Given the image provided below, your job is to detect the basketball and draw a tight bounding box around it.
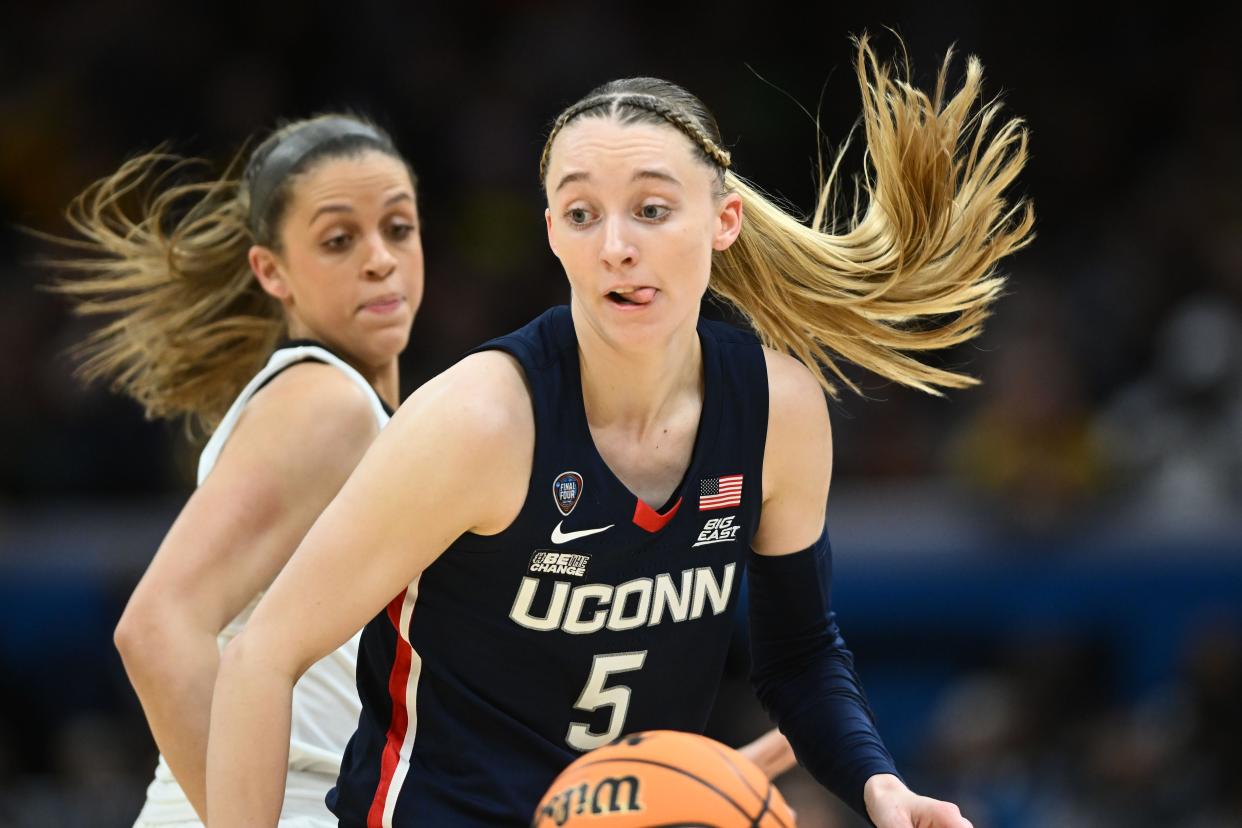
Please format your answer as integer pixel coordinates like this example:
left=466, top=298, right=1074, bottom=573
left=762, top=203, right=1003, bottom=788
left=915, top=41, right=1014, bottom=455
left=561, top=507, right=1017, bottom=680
left=532, top=730, right=796, bottom=827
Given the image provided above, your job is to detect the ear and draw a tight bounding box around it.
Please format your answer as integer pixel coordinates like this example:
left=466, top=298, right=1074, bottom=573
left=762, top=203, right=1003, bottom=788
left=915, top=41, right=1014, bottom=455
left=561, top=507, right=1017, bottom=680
left=711, top=192, right=743, bottom=252
left=544, top=207, right=558, bottom=257
left=248, top=245, right=291, bottom=300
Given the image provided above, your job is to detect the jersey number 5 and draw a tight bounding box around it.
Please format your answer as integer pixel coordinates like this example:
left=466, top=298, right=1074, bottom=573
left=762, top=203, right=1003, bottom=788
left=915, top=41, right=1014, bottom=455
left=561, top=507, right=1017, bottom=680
left=566, top=651, right=648, bottom=751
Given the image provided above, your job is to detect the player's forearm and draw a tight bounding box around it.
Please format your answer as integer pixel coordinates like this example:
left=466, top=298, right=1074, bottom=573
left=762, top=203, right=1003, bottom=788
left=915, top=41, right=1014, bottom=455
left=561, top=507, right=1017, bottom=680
left=207, top=632, right=295, bottom=828
left=747, top=538, right=900, bottom=817
left=115, top=613, right=220, bottom=820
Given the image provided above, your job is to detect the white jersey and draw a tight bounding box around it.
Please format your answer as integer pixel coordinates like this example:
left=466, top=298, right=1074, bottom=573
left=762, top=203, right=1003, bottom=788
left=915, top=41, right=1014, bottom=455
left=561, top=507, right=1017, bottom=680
left=133, top=344, right=390, bottom=828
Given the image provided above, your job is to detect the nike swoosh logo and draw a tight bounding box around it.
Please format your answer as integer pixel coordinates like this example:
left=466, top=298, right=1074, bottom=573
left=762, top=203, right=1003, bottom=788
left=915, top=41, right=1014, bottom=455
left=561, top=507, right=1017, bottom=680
left=551, top=520, right=614, bottom=544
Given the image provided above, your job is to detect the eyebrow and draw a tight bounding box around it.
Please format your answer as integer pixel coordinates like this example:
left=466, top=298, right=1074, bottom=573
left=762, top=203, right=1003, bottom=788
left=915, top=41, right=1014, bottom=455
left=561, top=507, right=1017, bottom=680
left=309, top=191, right=413, bottom=225
left=553, top=169, right=682, bottom=193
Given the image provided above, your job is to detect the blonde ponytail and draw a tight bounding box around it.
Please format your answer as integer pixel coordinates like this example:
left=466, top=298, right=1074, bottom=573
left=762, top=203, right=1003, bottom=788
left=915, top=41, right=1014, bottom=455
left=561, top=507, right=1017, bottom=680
left=50, top=151, right=279, bottom=435
left=711, top=35, right=1034, bottom=396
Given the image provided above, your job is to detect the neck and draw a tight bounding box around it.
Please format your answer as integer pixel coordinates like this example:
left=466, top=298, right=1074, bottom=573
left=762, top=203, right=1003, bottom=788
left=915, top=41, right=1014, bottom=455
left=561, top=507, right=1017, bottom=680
left=571, top=303, right=701, bottom=437
left=284, top=319, right=400, bottom=409
left=357, top=359, right=400, bottom=410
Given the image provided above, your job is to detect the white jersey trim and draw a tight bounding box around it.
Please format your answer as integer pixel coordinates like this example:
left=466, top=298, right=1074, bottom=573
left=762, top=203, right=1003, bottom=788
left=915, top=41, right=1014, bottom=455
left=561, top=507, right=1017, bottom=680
left=381, top=581, right=422, bottom=828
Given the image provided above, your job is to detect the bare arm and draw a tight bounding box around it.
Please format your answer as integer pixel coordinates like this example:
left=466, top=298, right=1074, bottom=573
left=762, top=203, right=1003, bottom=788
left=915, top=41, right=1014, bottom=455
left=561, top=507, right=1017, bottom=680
left=206, top=352, right=533, bottom=827
left=112, top=364, right=381, bottom=821
left=112, top=364, right=381, bottom=820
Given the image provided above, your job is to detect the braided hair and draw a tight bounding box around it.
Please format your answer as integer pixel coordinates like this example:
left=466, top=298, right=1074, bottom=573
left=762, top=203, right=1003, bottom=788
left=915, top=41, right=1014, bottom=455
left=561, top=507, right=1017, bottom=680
left=539, top=81, right=733, bottom=185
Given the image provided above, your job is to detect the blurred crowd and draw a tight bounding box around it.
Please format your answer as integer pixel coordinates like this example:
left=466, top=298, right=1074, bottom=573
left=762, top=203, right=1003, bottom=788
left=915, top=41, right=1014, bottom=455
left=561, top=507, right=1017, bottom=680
left=1, top=3, right=1239, bottom=826
left=710, top=613, right=1242, bottom=827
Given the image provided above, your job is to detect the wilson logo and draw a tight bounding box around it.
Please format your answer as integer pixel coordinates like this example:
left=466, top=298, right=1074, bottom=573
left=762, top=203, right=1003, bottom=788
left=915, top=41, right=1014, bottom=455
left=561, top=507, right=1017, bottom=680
left=536, top=775, right=642, bottom=826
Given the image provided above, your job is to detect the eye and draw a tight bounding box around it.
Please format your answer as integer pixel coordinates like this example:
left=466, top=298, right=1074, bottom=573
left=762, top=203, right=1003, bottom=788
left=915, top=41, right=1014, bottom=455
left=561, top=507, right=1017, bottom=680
left=322, top=233, right=352, bottom=252
left=565, top=207, right=595, bottom=227
left=387, top=222, right=415, bottom=241
left=638, top=204, right=670, bottom=221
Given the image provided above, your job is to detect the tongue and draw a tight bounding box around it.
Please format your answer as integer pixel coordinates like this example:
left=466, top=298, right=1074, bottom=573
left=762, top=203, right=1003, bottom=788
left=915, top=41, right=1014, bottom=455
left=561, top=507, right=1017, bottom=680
left=624, top=287, right=656, bottom=305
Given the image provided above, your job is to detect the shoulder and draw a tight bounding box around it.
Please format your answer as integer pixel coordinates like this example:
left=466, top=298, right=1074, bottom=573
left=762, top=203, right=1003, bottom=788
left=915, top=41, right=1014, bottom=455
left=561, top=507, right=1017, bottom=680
left=762, top=348, right=832, bottom=438
left=449, top=348, right=532, bottom=401
left=364, top=350, right=535, bottom=536
left=382, top=350, right=535, bottom=473
left=215, top=361, right=381, bottom=481
left=190, top=360, right=386, bottom=546
left=247, top=360, right=379, bottom=439
left=399, top=349, right=531, bottom=435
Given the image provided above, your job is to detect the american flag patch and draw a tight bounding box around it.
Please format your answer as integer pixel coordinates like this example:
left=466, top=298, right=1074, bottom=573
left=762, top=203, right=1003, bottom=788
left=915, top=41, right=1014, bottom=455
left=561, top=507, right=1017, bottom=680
left=699, top=474, right=743, bottom=511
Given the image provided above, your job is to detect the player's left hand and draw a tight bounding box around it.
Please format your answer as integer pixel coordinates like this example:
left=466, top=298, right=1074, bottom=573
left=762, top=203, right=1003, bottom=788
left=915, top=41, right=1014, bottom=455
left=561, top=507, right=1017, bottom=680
left=864, top=773, right=972, bottom=828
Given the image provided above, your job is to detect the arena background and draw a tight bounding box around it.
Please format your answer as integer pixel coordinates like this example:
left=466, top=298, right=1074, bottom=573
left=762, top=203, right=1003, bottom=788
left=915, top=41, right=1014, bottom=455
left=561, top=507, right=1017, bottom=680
left=2, top=3, right=1240, bottom=826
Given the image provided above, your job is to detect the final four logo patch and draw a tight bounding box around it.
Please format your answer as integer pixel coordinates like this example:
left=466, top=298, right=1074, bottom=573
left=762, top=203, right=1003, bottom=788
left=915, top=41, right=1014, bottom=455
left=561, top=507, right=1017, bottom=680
left=553, top=471, right=584, bottom=516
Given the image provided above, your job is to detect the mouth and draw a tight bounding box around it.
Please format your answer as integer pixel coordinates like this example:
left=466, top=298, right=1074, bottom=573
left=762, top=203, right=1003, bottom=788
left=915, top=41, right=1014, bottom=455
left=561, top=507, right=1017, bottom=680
left=605, top=286, right=658, bottom=307
left=360, top=293, right=405, bottom=314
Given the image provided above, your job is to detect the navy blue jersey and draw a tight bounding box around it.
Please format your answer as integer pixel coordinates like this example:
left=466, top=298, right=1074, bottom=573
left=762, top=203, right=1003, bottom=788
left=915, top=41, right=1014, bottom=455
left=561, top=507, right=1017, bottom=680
left=330, top=306, right=769, bottom=827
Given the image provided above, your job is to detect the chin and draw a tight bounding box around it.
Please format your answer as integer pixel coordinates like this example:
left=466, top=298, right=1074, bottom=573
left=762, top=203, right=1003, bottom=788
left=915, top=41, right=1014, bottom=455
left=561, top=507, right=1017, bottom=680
left=357, top=327, right=410, bottom=364
left=604, top=314, right=687, bottom=355
left=379, top=329, right=413, bottom=359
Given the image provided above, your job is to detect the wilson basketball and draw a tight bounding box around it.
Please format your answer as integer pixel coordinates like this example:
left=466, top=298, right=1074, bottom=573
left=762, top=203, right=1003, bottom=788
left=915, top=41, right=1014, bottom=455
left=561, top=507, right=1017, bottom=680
left=532, top=730, right=796, bottom=827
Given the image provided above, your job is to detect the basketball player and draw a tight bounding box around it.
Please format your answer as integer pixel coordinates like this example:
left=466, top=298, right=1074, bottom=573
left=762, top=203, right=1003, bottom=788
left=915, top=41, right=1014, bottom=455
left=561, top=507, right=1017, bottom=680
left=54, top=115, right=422, bottom=826
left=207, top=36, right=1033, bottom=828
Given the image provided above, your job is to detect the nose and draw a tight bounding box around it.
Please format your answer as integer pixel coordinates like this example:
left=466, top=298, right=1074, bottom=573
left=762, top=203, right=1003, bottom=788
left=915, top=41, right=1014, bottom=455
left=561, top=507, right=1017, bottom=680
left=599, top=215, right=638, bottom=270
left=363, top=231, right=398, bottom=280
